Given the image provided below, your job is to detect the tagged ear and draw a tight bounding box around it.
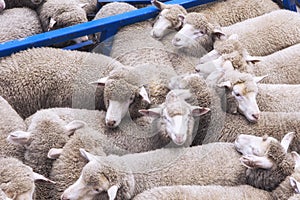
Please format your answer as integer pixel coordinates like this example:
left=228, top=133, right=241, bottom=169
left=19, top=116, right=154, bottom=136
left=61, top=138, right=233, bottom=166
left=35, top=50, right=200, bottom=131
left=64, top=120, right=86, bottom=136
left=7, top=131, right=32, bottom=145
left=245, top=55, right=261, bottom=64
left=253, top=75, right=268, bottom=83
left=48, top=17, right=57, bottom=31
left=80, top=148, right=98, bottom=162
left=139, top=107, right=162, bottom=118
left=139, top=86, right=151, bottom=104
left=213, top=28, right=226, bottom=40
left=290, top=177, right=300, bottom=194
left=107, top=185, right=119, bottom=200
left=280, top=132, right=294, bottom=153
left=47, top=148, right=63, bottom=159
left=291, top=151, right=300, bottom=169
left=217, top=80, right=231, bottom=88
left=191, top=107, right=210, bottom=117
left=89, top=76, right=109, bottom=86
left=240, top=155, right=273, bottom=169
left=151, top=0, right=167, bottom=10
left=33, top=172, right=56, bottom=184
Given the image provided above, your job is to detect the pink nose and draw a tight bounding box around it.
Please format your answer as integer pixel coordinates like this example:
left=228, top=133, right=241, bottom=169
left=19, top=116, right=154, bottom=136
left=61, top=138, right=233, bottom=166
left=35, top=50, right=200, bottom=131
left=252, top=113, right=260, bottom=120
left=106, top=120, right=116, bottom=127
left=61, top=195, right=69, bottom=200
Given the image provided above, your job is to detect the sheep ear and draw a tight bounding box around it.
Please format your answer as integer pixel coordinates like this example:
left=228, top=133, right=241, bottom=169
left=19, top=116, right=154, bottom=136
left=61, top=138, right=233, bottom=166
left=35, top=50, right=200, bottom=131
left=7, top=130, right=32, bottom=145
left=290, top=177, right=300, bottom=194
left=47, top=148, right=63, bottom=159
left=191, top=107, right=210, bottom=117
left=107, top=185, right=119, bottom=200
left=48, top=17, right=57, bottom=31
left=33, top=172, right=56, bottom=184
left=291, top=151, right=300, bottom=169
left=217, top=80, right=231, bottom=88
left=139, top=86, right=151, bottom=104
left=178, top=14, right=185, bottom=23
left=80, top=148, right=98, bottom=162
left=245, top=55, right=261, bottom=64
left=151, top=0, right=167, bottom=10
left=253, top=75, right=268, bottom=83
left=213, top=29, right=226, bottom=40
left=89, top=76, right=109, bottom=86
left=240, top=155, right=273, bottom=169
left=64, top=120, right=86, bottom=136
left=139, top=107, right=162, bottom=118
left=280, top=132, right=294, bottom=153
left=228, top=34, right=239, bottom=40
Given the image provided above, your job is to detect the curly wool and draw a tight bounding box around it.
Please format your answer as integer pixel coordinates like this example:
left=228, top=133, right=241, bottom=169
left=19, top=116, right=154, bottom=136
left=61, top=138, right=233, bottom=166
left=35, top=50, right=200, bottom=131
left=245, top=141, right=295, bottom=191
left=164, top=5, right=187, bottom=27
left=0, top=157, right=34, bottom=197
left=94, top=2, right=137, bottom=19
left=0, top=8, right=42, bottom=43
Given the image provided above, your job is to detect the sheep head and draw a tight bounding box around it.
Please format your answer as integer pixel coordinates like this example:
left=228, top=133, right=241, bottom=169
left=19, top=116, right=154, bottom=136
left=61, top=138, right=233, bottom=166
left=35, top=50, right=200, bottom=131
left=172, top=12, right=219, bottom=51
left=151, top=0, right=187, bottom=39
left=217, top=70, right=267, bottom=123
left=61, top=149, right=134, bottom=200
left=92, top=72, right=150, bottom=128
left=139, top=89, right=210, bottom=146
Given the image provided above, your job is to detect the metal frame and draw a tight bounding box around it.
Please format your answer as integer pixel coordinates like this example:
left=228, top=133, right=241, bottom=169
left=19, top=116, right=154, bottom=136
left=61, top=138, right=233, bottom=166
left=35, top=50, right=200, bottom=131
left=0, top=0, right=217, bottom=58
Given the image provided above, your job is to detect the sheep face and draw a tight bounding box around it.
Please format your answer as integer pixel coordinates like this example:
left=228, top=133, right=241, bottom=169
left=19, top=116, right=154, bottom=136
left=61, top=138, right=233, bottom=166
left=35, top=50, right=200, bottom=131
left=151, top=2, right=186, bottom=39
left=234, top=134, right=278, bottom=156
left=172, top=13, right=214, bottom=50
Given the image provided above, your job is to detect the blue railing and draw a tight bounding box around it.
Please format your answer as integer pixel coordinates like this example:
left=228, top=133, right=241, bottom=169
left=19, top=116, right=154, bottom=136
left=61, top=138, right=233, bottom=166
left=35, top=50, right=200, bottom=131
left=0, top=0, right=217, bottom=58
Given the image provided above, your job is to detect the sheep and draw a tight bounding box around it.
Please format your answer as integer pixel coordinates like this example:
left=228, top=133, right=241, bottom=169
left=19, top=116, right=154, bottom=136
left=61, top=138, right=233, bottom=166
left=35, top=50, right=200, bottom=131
left=3, top=0, right=44, bottom=9
left=139, top=89, right=210, bottom=147
left=0, top=0, right=5, bottom=12
left=7, top=110, right=86, bottom=200
left=91, top=63, right=178, bottom=128
left=61, top=133, right=293, bottom=200
left=133, top=150, right=300, bottom=200
left=0, top=157, right=55, bottom=200
left=196, top=35, right=300, bottom=84
left=92, top=2, right=197, bottom=73
left=0, top=47, right=123, bottom=119
left=0, top=96, right=26, bottom=161
left=0, top=7, right=43, bottom=43
left=289, top=194, right=300, bottom=200
left=150, top=0, right=280, bottom=40
left=202, top=112, right=300, bottom=154
left=37, top=0, right=89, bottom=45
left=172, top=10, right=300, bottom=57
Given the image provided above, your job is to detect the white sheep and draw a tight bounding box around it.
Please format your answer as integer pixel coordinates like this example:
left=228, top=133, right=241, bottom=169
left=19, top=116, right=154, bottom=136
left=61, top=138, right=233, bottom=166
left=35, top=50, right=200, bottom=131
left=7, top=109, right=85, bottom=200
left=91, top=63, right=178, bottom=128
left=92, top=2, right=197, bottom=73
left=61, top=133, right=293, bottom=199
left=133, top=152, right=300, bottom=200
left=0, top=0, right=5, bottom=12
left=0, top=157, right=55, bottom=200
left=3, top=0, right=44, bottom=9
left=0, top=96, right=26, bottom=161
left=196, top=35, right=300, bottom=84
left=139, top=89, right=210, bottom=147
left=150, top=0, right=280, bottom=40
left=0, top=7, right=43, bottom=43
left=172, top=10, right=300, bottom=57
left=37, top=0, right=89, bottom=45
left=0, top=47, right=123, bottom=119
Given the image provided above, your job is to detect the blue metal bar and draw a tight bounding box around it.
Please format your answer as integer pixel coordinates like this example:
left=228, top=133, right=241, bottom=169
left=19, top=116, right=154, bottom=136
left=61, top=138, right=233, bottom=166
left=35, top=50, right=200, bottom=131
left=0, top=0, right=217, bottom=58
left=283, top=0, right=297, bottom=11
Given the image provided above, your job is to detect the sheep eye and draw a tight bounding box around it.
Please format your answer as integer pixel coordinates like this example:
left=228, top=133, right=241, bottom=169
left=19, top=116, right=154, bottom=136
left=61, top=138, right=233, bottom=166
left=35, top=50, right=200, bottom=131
left=234, top=92, right=241, bottom=97
left=129, top=95, right=135, bottom=101
left=94, top=188, right=100, bottom=193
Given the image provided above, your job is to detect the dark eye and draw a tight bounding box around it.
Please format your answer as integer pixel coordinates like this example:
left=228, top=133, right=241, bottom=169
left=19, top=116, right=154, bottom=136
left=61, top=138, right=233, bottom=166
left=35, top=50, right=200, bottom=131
left=129, top=95, right=135, bottom=101
left=234, top=92, right=241, bottom=97
left=94, top=188, right=100, bottom=193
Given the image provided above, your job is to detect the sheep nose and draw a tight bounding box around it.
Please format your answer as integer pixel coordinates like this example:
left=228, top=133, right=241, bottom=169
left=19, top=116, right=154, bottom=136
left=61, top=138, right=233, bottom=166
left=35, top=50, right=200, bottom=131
left=252, top=113, right=260, bottom=120
left=107, top=120, right=116, bottom=127
left=61, top=195, right=69, bottom=200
